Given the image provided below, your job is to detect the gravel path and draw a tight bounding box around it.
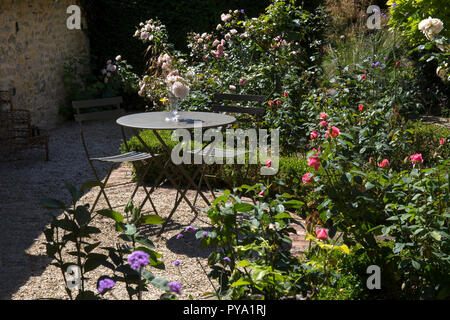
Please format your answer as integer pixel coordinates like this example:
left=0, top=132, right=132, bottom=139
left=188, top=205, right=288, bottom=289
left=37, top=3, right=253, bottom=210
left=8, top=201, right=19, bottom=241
left=0, top=120, right=215, bottom=300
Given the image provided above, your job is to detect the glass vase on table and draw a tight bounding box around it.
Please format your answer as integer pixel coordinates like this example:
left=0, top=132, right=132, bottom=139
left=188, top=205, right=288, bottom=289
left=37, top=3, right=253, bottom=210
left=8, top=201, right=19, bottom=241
left=165, top=94, right=179, bottom=122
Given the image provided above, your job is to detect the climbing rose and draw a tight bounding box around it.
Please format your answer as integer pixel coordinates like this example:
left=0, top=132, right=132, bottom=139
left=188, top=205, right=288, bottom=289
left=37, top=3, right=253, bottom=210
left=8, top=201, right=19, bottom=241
left=310, top=130, right=318, bottom=140
left=239, top=78, right=247, bottom=86
left=302, top=173, right=313, bottom=184
left=276, top=100, right=281, bottom=105
left=369, top=157, right=374, bottom=163
left=168, top=281, right=182, bottom=294
left=410, top=153, right=423, bottom=164
left=361, top=74, right=366, bottom=80
left=229, top=85, right=236, bottom=91
left=330, top=126, right=340, bottom=138
left=319, top=121, right=328, bottom=127
left=378, top=159, right=390, bottom=168
left=440, top=138, right=446, bottom=145
left=98, top=278, right=115, bottom=293
left=307, top=154, right=320, bottom=171
left=127, top=251, right=150, bottom=271
left=266, top=159, right=272, bottom=167
left=320, top=112, right=328, bottom=120
left=283, top=91, right=288, bottom=97
left=258, top=190, right=265, bottom=196
left=316, top=228, right=328, bottom=240
left=358, top=104, right=364, bottom=111
left=268, top=100, right=274, bottom=106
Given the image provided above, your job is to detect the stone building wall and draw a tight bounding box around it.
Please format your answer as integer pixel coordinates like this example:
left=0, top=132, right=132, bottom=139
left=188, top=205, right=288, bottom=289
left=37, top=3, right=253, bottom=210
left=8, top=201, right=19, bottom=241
left=0, top=0, right=90, bottom=128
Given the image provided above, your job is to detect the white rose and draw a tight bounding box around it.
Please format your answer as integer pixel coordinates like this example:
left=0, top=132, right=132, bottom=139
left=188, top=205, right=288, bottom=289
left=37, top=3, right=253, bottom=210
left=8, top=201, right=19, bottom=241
left=171, top=81, right=190, bottom=99
left=115, top=55, right=122, bottom=61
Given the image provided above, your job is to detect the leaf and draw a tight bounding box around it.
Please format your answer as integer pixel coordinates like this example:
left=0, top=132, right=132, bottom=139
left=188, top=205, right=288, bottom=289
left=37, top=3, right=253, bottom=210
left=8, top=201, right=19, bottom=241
left=41, top=198, right=66, bottom=210
left=230, top=278, right=251, bottom=288
left=74, top=205, right=91, bottom=226
left=233, top=203, right=254, bottom=212
left=150, top=277, right=169, bottom=291
left=274, top=212, right=291, bottom=220
left=430, top=231, right=442, bottom=241
left=365, top=181, right=375, bottom=191
left=81, top=181, right=104, bottom=192
left=97, top=209, right=124, bottom=223
left=237, top=260, right=251, bottom=268
left=84, top=242, right=101, bottom=254
left=135, top=238, right=155, bottom=249
left=84, top=253, right=108, bottom=273
left=141, top=215, right=165, bottom=225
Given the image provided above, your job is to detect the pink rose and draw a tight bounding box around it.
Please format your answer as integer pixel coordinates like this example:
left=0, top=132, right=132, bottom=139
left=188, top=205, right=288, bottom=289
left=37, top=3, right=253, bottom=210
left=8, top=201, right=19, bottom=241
left=440, top=138, right=446, bottom=146
left=410, top=153, right=423, bottom=164
left=378, top=159, right=390, bottom=168
left=358, top=104, right=364, bottom=111
left=330, top=126, right=340, bottom=138
left=369, top=157, right=374, bottom=163
left=310, top=130, right=318, bottom=140
left=307, top=154, right=320, bottom=171
left=229, top=85, right=236, bottom=91
left=239, top=78, right=247, bottom=86
left=361, top=74, right=366, bottom=80
left=266, top=159, right=272, bottom=167
left=258, top=190, right=265, bottom=197
left=212, top=39, right=220, bottom=47
left=320, top=112, right=327, bottom=120
left=302, top=173, right=313, bottom=184
left=319, top=121, right=328, bottom=127
left=316, top=228, right=328, bottom=240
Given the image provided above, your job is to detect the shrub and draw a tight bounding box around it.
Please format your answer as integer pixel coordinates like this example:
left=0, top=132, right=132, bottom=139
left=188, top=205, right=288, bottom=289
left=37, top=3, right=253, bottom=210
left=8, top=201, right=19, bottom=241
left=387, top=0, right=450, bottom=46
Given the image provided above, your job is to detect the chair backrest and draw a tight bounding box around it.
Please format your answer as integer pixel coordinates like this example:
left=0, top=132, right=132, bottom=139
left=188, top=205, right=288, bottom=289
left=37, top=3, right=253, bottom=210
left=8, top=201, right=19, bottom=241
left=211, top=93, right=266, bottom=116
left=72, top=97, right=125, bottom=123
left=0, top=109, right=32, bottom=140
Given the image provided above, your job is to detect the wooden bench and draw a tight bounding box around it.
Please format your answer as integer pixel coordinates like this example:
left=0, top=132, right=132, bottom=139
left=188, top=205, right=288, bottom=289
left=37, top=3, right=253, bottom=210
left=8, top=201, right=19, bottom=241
left=0, top=109, right=49, bottom=161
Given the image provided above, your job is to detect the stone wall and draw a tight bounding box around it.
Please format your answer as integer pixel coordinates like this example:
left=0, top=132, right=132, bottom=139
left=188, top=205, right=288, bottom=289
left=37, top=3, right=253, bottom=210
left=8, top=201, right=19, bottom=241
left=0, top=0, right=90, bottom=128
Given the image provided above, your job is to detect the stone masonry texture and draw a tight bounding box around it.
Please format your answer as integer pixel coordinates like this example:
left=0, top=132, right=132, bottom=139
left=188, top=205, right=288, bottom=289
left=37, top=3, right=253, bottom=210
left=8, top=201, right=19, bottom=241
left=0, top=0, right=89, bottom=127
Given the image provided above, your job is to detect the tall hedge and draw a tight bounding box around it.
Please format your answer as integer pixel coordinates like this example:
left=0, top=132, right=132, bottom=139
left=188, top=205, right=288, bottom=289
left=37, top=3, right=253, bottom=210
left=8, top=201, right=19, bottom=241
left=81, top=0, right=271, bottom=73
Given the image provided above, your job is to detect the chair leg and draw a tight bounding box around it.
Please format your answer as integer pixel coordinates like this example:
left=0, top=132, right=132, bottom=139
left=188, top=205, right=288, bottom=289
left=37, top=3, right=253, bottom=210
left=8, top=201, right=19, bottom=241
left=90, top=164, right=115, bottom=214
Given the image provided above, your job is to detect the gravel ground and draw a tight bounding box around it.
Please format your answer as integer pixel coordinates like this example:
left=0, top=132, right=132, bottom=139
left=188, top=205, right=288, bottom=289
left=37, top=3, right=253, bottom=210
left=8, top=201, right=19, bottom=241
left=0, top=120, right=216, bottom=300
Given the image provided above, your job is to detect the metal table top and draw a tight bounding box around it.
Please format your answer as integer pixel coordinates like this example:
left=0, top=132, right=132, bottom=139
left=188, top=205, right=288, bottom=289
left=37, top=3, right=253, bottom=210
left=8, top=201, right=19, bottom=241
left=116, top=111, right=236, bottom=130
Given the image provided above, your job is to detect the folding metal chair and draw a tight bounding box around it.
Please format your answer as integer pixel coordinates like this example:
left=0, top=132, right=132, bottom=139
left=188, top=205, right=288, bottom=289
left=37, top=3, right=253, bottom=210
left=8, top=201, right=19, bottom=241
left=190, top=93, right=266, bottom=205
left=72, top=97, right=159, bottom=214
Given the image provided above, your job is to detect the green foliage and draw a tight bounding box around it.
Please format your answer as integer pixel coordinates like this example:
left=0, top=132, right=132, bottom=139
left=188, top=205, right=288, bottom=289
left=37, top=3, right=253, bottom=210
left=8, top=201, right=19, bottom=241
left=196, top=185, right=307, bottom=299
left=60, top=56, right=141, bottom=119
left=386, top=0, right=450, bottom=46
left=81, top=0, right=271, bottom=73
left=41, top=183, right=176, bottom=300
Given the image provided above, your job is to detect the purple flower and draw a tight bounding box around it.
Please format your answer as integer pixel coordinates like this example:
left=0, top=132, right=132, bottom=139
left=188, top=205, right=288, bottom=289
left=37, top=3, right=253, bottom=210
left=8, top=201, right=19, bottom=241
left=240, top=9, right=245, bottom=14
left=202, top=231, right=209, bottom=238
left=173, top=260, right=181, bottom=266
left=384, top=57, right=388, bottom=61
left=362, top=14, right=366, bottom=18
left=223, top=257, right=231, bottom=263
left=372, top=8, right=378, bottom=13
left=98, top=278, right=115, bottom=293
left=176, top=233, right=184, bottom=239
left=127, top=250, right=150, bottom=271
left=427, top=88, right=431, bottom=92
left=375, top=61, right=380, bottom=67
left=439, top=103, right=443, bottom=107
left=392, top=3, right=397, bottom=8
left=405, top=12, right=408, bottom=16
left=168, top=281, right=182, bottom=294
left=371, top=63, right=375, bottom=67
left=185, top=226, right=196, bottom=232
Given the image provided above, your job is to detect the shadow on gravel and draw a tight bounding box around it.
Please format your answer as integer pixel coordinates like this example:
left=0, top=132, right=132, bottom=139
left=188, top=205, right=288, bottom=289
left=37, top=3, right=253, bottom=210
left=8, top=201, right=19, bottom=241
left=0, top=120, right=124, bottom=299
left=165, top=227, right=215, bottom=259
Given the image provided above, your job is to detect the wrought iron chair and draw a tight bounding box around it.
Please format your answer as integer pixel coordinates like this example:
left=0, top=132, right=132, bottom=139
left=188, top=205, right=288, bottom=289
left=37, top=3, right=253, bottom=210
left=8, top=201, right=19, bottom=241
left=72, top=97, right=159, bottom=214
left=190, top=93, right=266, bottom=205
left=0, top=109, right=49, bottom=161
